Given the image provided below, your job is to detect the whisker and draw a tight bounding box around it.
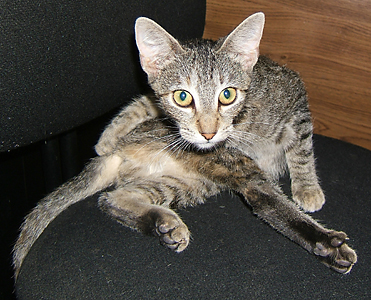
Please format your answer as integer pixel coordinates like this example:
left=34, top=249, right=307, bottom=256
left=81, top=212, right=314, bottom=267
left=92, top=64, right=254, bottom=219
left=133, top=133, right=179, bottom=155
left=151, top=134, right=185, bottom=162
left=229, top=129, right=262, bottom=141
left=174, top=139, right=192, bottom=158
left=232, top=121, right=270, bottom=126
left=170, top=139, right=187, bottom=159
left=227, top=131, right=259, bottom=145
left=226, top=137, right=240, bottom=149
left=227, top=132, right=256, bottom=153
left=146, top=137, right=188, bottom=171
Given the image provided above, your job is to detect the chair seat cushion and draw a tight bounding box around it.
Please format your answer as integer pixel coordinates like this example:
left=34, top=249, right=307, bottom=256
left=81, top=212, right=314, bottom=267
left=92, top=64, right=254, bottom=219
left=16, top=135, right=371, bottom=299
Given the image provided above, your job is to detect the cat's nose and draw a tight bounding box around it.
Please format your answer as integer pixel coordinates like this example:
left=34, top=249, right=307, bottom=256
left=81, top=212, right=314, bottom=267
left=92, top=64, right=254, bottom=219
left=201, top=133, right=216, bottom=140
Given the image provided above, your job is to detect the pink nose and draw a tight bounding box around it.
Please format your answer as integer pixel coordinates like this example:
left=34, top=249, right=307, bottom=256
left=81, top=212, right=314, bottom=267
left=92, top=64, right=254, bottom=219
left=201, top=133, right=216, bottom=140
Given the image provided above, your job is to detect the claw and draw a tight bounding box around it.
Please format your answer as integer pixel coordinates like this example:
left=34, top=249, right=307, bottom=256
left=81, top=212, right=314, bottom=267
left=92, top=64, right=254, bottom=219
left=315, top=232, right=357, bottom=274
left=331, top=237, right=344, bottom=247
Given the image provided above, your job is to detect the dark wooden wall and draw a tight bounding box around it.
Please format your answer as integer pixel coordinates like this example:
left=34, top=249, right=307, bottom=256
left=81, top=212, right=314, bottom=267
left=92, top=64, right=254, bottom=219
left=204, top=0, right=371, bottom=150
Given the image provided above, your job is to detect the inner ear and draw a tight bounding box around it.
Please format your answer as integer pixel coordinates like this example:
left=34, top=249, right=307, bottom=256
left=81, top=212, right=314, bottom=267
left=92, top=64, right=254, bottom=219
left=135, top=17, right=185, bottom=77
left=217, top=12, right=265, bottom=72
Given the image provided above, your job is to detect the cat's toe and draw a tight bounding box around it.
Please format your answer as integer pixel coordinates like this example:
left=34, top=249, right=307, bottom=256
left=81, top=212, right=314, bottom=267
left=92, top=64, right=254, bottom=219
left=293, top=186, right=325, bottom=212
left=95, top=140, right=115, bottom=156
left=314, top=231, right=357, bottom=274
left=155, top=216, right=190, bottom=252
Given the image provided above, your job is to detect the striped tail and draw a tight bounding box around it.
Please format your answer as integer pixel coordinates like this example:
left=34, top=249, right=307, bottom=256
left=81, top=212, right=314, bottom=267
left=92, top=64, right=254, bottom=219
left=12, top=154, right=123, bottom=279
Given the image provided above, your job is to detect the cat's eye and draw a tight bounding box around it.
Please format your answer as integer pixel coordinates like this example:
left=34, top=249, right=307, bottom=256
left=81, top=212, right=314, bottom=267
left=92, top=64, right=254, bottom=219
left=219, top=88, right=237, bottom=105
left=173, top=90, right=193, bottom=107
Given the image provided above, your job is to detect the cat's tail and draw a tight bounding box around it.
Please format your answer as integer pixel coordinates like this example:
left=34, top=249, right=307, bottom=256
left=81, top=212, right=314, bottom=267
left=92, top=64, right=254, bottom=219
left=12, top=153, right=123, bottom=279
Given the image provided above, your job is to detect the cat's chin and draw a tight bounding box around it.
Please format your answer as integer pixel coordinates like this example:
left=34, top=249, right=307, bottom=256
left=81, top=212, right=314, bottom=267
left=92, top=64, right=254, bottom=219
left=192, top=140, right=223, bottom=152
left=180, top=132, right=224, bottom=151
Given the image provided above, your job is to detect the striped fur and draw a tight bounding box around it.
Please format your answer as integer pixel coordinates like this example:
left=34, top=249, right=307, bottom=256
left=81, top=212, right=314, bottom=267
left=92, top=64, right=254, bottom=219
left=13, top=13, right=356, bottom=278
left=97, top=14, right=324, bottom=212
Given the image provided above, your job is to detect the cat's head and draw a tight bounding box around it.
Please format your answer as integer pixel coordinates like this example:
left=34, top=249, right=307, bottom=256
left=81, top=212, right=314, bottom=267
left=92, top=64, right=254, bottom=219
left=135, top=13, right=265, bottom=150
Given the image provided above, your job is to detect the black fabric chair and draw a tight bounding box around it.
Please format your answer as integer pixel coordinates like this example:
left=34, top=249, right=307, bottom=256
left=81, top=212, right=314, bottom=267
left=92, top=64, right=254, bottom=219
left=16, top=135, right=371, bottom=299
left=2, top=1, right=371, bottom=299
left=0, top=1, right=206, bottom=298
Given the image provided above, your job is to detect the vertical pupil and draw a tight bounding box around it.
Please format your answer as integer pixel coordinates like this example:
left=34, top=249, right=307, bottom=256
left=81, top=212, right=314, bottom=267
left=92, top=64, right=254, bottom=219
left=180, top=91, right=187, bottom=101
left=223, top=89, right=230, bottom=99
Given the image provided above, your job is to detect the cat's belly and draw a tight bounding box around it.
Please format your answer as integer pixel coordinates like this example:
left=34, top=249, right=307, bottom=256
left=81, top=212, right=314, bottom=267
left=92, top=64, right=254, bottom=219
left=118, top=144, right=188, bottom=178
left=116, top=144, right=220, bottom=205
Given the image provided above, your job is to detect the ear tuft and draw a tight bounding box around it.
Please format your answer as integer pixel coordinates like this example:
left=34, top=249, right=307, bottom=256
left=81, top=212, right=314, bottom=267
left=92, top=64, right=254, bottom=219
left=218, top=12, right=265, bottom=72
left=135, top=17, right=184, bottom=77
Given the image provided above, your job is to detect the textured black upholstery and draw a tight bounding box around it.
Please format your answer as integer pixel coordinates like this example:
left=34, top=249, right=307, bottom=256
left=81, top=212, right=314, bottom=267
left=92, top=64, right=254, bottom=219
left=16, top=135, right=371, bottom=299
left=0, top=0, right=206, bottom=151
left=0, top=1, right=206, bottom=298
left=3, top=1, right=371, bottom=299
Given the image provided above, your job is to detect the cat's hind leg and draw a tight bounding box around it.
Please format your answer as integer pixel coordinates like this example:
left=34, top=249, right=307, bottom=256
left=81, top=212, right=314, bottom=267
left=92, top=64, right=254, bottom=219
left=95, top=95, right=161, bottom=156
left=98, top=185, right=190, bottom=252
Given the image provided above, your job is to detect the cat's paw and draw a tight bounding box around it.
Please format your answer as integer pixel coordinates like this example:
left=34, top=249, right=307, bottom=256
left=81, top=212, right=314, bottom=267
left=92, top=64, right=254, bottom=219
left=154, top=213, right=190, bottom=252
left=314, top=231, right=357, bottom=274
left=95, top=135, right=117, bottom=156
left=292, top=185, right=325, bottom=212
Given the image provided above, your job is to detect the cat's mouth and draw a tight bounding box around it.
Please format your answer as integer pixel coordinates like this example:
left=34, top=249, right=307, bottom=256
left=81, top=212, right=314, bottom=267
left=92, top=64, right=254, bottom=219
left=178, top=127, right=225, bottom=151
left=192, top=134, right=226, bottom=151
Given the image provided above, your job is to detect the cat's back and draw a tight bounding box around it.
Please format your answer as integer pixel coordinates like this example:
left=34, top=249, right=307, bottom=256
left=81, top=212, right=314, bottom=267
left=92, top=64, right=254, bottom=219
left=253, top=56, right=304, bottom=88
left=249, top=55, right=308, bottom=110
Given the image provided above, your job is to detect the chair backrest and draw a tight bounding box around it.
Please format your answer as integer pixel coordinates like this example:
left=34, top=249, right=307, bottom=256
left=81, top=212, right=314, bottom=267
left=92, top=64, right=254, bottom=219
left=0, top=0, right=206, bottom=152
left=204, top=0, right=371, bottom=150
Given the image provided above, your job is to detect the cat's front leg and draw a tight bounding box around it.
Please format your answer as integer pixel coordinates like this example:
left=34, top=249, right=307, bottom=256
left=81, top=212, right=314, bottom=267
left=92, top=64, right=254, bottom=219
left=285, top=131, right=325, bottom=212
left=242, top=182, right=357, bottom=273
left=98, top=186, right=190, bottom=252
left=95, top=95, right=161, bottom=156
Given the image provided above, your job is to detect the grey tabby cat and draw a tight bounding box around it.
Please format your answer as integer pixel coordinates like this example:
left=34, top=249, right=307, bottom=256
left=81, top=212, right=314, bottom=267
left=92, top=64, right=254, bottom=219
left=13, top=13, right=357, bottom=278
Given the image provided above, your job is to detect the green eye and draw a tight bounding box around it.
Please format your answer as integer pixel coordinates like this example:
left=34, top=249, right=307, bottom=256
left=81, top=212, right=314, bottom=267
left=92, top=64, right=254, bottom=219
left=173, top=90, right=193, bottom=107
left=219, top=88, right=237, bottom=105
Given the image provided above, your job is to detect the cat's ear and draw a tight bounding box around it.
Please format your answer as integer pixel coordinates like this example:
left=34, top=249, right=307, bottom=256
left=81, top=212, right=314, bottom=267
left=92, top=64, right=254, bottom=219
left=218, top=12, right=265, bottom=72
left=135, top=17, right=184, bottom=77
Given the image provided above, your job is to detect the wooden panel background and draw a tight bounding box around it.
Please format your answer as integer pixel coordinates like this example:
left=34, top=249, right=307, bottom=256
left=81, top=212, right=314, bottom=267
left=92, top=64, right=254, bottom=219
left=204, top=0, right=371, bottom=150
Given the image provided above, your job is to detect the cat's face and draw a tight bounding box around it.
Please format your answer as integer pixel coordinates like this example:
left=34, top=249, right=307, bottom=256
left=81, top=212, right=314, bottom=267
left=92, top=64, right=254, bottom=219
left=135, top=13, right=265, bottom=150
left=152, top=44, right=251, bottom=150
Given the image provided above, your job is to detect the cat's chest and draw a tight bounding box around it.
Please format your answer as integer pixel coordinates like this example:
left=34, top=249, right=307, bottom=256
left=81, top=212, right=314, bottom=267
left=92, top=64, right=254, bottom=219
left=227, top=125, right=294, bottom=179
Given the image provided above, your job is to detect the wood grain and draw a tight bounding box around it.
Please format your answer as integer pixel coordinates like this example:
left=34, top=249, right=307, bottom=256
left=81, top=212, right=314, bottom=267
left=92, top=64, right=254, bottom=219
left=204, top=0, right=371, bottom=150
